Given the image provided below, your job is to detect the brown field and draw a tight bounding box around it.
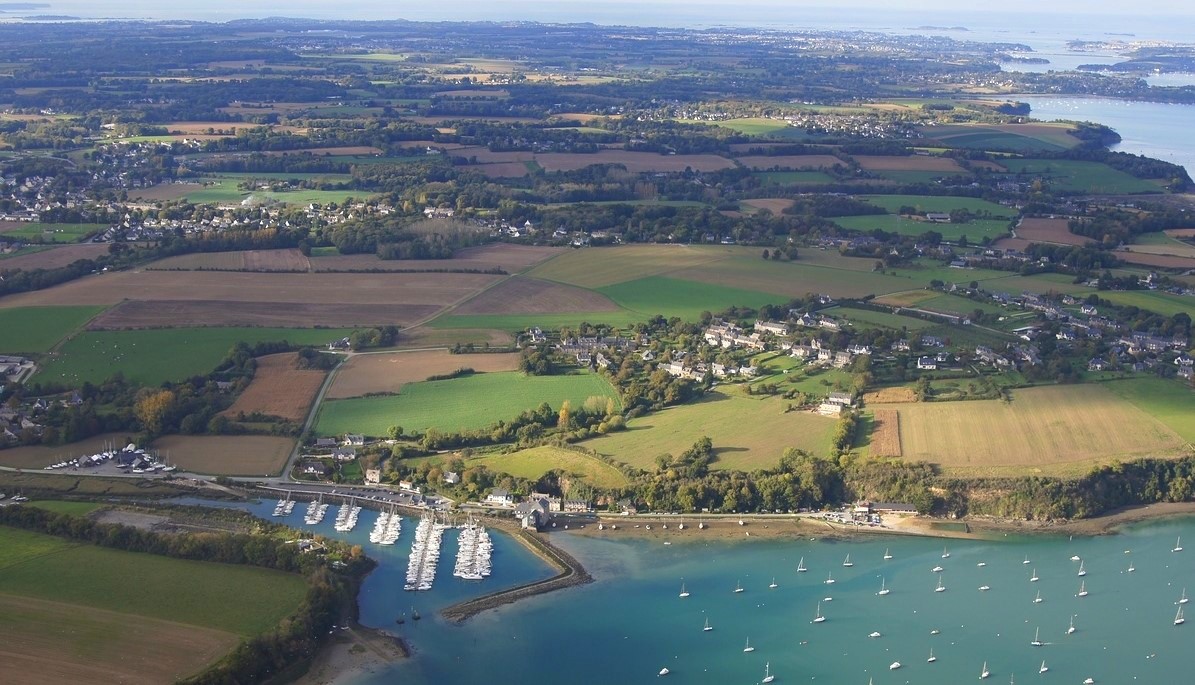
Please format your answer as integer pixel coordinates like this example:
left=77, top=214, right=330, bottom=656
left=853, top=155, right=967, bottom=173
left=0, top=594, right=238, bottom=685
left=132, top=182, right=201, bottom=201
left=260, top=146, right=383, bottom=156
left=164, top=122, right=305, bottom=135
left=736, top=154, right=843, bottom=170
left=152, top=435, right=295, bottom=476
left=393, top=326, right=513, bottom=348
left=0, top=244, right=109, bottom=270
left=310, top=243, right=562, bottom=274
left=741, top=198, right=795, bottom=214
left=885, top=384, right=1187, bottom=476
left=864, top=386, right=917, bottom=404
left=0, top=271, right=500, bottom=309
left=407, top=115, right=542, bottom=126
left=1015, top=217, right=1089, bottom=246
left=217, top=101, right=319, bottom=115
left=327, top=349, right=520, bottom=399
left=393, top=140, right=468, bottom=150
left=868, top=408, right=902, bottom=457
left=88, top=300, right=438, bottom=329
left=222, top=353, right=326, bottom=422
left=147, top=249, right=311, bottom=272
left=1113, top=250, right=1195, bottom=269
left=454, top=276, right=620, bottom=315
left=535, top=151, right=736, bottom=173
left=433, top=89, right=509, bottom=98
left=0, top=433, right=133, bottom=470
left=475, top=162, right=532, bottom=178
left=554, top=113, right=622, bottom=123
left=991, top=237, right=1033, bottom=252
left=1124, top=241, right=1195, bottom=259
left=450, top=146, right=536, bottom=163
left=0, top=220, right=25, bottom=233
left=1166, top=229, right=1195, bottom=239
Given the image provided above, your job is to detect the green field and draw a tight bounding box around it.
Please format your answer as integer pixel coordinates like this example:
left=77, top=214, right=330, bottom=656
left=922, top=124, right=1077, bottom=153
left=0, top=305, right=105, bottom=354
left=0, top=525, right=305, bottom=636
left=825, top=306, right=934, bottom=331
left=833, top=214, right=1012, bottom=241
left=431, top=310, right=643, bottom=330
left=582, top=390, right=837, bottom=471
left=316, top=371, right=620, bottom=436
left=0, top=222, right=101, bottom=243
left=684, top=117, right=804, bottom=138
left=1002, top=159, right=1164, bottom=194
left=857, top=195, right=1014, bottom=218
left=433, top=445, right=630, bottom=488
left=875, top=170, right=969, bottom=184
left=38, top=326, right=359, bottom=386
left=597, top=276, right=785, bottom=320
left=185, top=177, right=375, bottom=205
left=1099, top=290, right=1195, bottom=319
left=754, top=170, right=837, bottom=185
left=26, top=500, right=106, bottom=516
left=1104, top=377, right=1195, bottom=443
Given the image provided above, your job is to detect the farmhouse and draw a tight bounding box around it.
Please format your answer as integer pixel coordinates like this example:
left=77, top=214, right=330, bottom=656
left=754, top=320, right=788, bottom=336
left=925, top=213, right=952, bottom=223
left=314, top=437, right=338, bottom=448
left=818, top=402, right=844, bottom=417
left=827, top=391, right=855, bottom=407
left=330, top=447, right=357, bottom=462
left=344, top=433, right=366, bottom=446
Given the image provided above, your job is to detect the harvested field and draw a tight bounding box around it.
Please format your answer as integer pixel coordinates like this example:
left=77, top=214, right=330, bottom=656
left=434, top=88, right=509, bottom=98
left=147, top=249, right=311, bottom=271
left=735, top=154, right=843, bottom=170
left=527, top=244, right=733, bottom=288
left=0, top=594, right=239, bottom=685
left=449, top=146, right=536, bottom=163
left=535, top=151, right=735, bottom=173
left=886, top=384, right=1188, bottom=476
left=991, top=237, right=1033, bottom=252
left=853, top=155, right=966, bottom=173
left=863, top=386, right=917, bottom=404
left=1113, top=250, right=1195, bottom=269
left=741, top=198, right=795, bottom=214
left=1166, top=229, right=1195, bottom=239
left=393, top=326, right=513, bottom=348
left=152, top=435, right=296, bottom=476
left=88, top=300, right=437, bottom=329
left=0, top=244, right=108, bottom=270
left=475, top=162, right=532, bottom=178
left=222, top=353, right=326, bottom=421
left=326, top=349, right=520, bottom=399
left=1015, top=217, right=1089, bottom=246
left=0, top=270, right=500, bottom=309
left=0, top=433, right=133, bottom=470
left=1123, top=241, right=1195, bottom=259
left=260, top=146, right=382, bottom=156
left=868, top=408, right=902, bottom=457
left=455, top=276, right=620, bottom=315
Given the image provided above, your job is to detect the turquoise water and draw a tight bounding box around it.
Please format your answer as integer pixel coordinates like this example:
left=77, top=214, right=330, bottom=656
left=208, top=498, right=1195, bottom=683
left=1016, top=96, right=1195, bottom=176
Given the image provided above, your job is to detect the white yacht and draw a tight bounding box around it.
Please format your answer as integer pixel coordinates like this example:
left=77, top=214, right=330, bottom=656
left=843, top=554, right=853, bottom=568
left=889, top=661, right=901, bottom=670
left=1039, top=660, right=1048, bottom=674
left=1078, top=580, right=1088, bottom=598
left=1077, top=560, right=1086, bottom=577
left=1179, top=588, right=1189, bottom=605
left=1033, top=590, right=1043, bottom=604
left=980, top=661, right=990, bottom=679
left=812, top=601, right=825, bottom=623
left=658, top=667, right=670, bottom=676
left=1176, top=606, right=1185, bottom=626
left=1067, top=615, right=1076, bottom=635
left=797, top=557, right=807, bottom=573
left=877, top=577, right=890, bottom=596
left=762, top=662, right=774, bottom=683
left=1174, top=537, right=1183, bottom=553
left=1031, top=627, right=1043, bottom=647
left=679, top=583, right=689, bottom=598
left=769, top=577, right=777, bottom=589
left=825, top=571, right=835, bottom=585
left=734, top=580, right=744, bottom=594
left=743, top=637, right=755, bottom=653
left=883, top=548, right=893, bottom=560
left=869, top=631, right=882, bottom=638
left=1029, top=569, right=1039, bottom=582
left=703, top=617, right=713, bottom=632
left=935, top=576, right=946, bottom=593
left=927, top=647, right=936, bottom=663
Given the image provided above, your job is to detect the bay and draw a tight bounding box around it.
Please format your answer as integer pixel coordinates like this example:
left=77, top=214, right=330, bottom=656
left=226, top=497, right=1195, bottom=685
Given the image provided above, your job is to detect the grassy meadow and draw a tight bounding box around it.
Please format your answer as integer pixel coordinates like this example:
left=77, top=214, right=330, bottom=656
left=0, top=525, right=306, bottom=636
left=0, top=305, right=105, bottom=354
left=37, top=326, right=359, bottom=386
left=316, top=371, right=620, bottom=436
left=417, top=445, right=631, bottom=489
left=0, top=222, right=101, bottom=243
left=582, top=390, right=837, bottom=472
left=1001, top=159, right=1164, bottom=194
left=833, top=215, right=1012, bottom=241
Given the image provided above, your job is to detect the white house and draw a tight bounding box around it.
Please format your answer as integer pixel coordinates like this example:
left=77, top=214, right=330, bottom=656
left=485, top=488, right=515, bottom=507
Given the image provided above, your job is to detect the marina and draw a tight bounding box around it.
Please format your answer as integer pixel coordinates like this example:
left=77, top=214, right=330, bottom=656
left=452, top=519, right=494, bottom=581
left=333, top=498, right=363, bottom=533
left=404, top=513, right=448, bottom=591
left=369, top=507, right=402, bottom=545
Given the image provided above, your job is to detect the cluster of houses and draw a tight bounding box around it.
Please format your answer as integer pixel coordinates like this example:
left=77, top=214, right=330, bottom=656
left=479, top=488, right=592, bottom=529
left=298, top=433, right=367, bottom=477
left=0, top=390, right=83, bottom=445
left=555, top=333, right=638, bottom=367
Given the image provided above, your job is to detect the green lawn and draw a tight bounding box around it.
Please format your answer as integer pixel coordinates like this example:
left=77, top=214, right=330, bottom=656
left=316, top=371, right=621, bottom=436
left=833, top=215, right=1012, bottom=241
left=857, top=195, right=1015, bottom=218
left=433, top=445, right=630, bottom=489
left=1104, top=377, right=1195, bottom=443
left=0, top=526, right=305, bottom=636
left=38, top=327, right=360, bottom=386
left=581, top=390, right=837, bottom=471
left=596, top=276, right=788, bottom=320
left=184, top=177, right=374, bottom=205
left=1001, top=159, right=1164, bottom=194
left=0, top=222, right=102, bottom=243
left=0, top=305, right=106, bottom=355
left=826, top=306, right=935, bottom=331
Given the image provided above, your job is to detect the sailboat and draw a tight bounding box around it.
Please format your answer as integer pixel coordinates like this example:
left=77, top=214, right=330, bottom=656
left=935, top=575, right=946, bottom=593
left=679, top=582, right=690, bottom=598
left=979, top=584, right=991, bottom=592
left=980, top=661, right=990, bottom=679
left=658, top=667, right=670, bottom=677
left=1179, top=588, right=1189, bottom=605
left=797, top=557, right=807, bottom=573
left=743, top=637, right=755, bottom=653
left=1039, top=660, right=1048, bottom=674
left=1176, top=606, right=1186, bottom=626
left=878, top=577, right=890, bottom=596
left=843, top=554, right=853, bottom=568
left=942, top=546, right=951, bottom=559
left=1077, top=560, right=1086, bottom=577
left=703, top=617, right=713, bottom=632
left=812, top=601, right=826, bottom=623
left=1127, top=561, right=1136, bottom=573
left=927, top=647, right=937, bottom=663
left=1078, top=580, right=1088, bottom=598
left=825, top=571, right=835, bottom=585
left=1029, top=568, right=1039, bottom=582
left=1033, top=590, right=1043, bottom=604
left=1174, top=537, right=1184, bottom=553
left=1023, top=555, right=1031, bottom=565
left=883, top=548, right=893, bottom=560
left=762, top=662, right=775, bottom=683
left=1031, top=627, right=1043, bottom=647
left=1067, top=615, right=1076, bottom=635
left=734, top=580, right=744, bottom=594
left=769, top=577, right=778, bottom=589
